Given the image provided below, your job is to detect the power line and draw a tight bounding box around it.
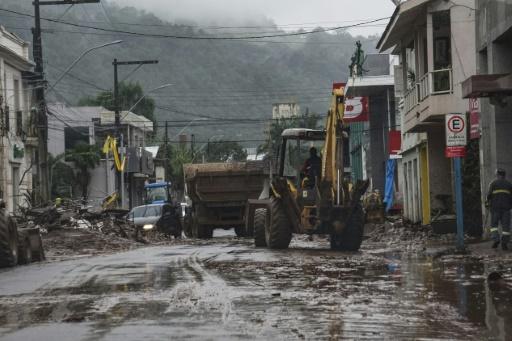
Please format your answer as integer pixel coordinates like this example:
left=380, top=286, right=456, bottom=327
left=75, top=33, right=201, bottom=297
left=0, top=8, right=389, bottom=40
left=2, top=25, right=382, bottom=45
left=0, top=9, right=387, bottom=30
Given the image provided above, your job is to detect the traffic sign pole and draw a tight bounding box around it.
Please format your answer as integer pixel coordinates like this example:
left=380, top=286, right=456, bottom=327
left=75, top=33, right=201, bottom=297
left=445, top=113, right=467, bottom=251
left=454, top=157, right=464, bottom=251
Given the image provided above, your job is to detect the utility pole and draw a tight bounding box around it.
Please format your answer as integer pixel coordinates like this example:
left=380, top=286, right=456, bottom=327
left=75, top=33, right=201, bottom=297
left=33, top=0, right=100, bottom=204
left=164, top=121, right=169, bottom=181
left=191, top=134, right=195, bottom=159
left=112, top=59, right=158, bottom=207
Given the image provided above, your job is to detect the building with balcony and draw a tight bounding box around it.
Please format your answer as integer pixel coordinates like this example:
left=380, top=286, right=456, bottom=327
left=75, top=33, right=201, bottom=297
left=0, top=26, right=35, bottom=213
left=462, top=1, right=512, bottom=226
left=378, top=0, right=476, bottom=224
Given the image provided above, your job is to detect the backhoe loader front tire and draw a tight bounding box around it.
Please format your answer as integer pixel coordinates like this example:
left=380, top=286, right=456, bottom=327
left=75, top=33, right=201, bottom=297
left=330, top=204, right=365, bottom=251
left=265, top=198, right=292, bottom=249
left=254, top=208, right=267, bottom=247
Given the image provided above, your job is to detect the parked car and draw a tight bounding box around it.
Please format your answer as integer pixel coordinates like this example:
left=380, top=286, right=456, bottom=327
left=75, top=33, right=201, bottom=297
left=127, top=203, right=182, bottom=238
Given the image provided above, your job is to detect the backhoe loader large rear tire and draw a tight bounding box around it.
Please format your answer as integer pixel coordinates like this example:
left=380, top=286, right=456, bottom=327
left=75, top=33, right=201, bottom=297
left=330, top=204, right=365, bottom=251
left=254, top=208, right=267, bottom=247
left=265, top=198, right=292, bottom=249
left=0, top=215, right=18, bottom=267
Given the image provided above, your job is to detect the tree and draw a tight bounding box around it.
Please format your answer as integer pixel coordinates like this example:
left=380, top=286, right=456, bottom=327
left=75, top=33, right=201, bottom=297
left=49, top=153, right=75, bottom=199
left=78, top=81, right=156, bottom=122
left=201, top=140, right=247, bottom=163
left=166, top=145, right=194, bottom=191
left=66, top=143, right=101, bottom=200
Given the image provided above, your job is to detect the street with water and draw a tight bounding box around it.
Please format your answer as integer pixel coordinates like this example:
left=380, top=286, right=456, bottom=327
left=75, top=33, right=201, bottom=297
left=1, top=229, right=512, bottom=340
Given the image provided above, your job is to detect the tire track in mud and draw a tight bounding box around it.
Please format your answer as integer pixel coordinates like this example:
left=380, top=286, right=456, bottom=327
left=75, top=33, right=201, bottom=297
left=204, top=249, right=489, bottom=340
left=0, top=242, right=500, bottom=340
left=0, top=248, right=251, bottom=340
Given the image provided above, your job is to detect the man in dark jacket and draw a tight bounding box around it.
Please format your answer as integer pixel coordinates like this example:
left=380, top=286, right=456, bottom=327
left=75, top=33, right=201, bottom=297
left=301, top=147, right=322, bottom=187
left=487, top=168, right=512, bottom=250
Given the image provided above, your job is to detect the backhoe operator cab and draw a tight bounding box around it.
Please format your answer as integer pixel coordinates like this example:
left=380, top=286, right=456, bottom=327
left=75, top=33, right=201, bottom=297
left=280, top=128, right=325, bottom=187
left=249, top=84, right=369, bottom=251
left=279, top=128, right=326, bottom=227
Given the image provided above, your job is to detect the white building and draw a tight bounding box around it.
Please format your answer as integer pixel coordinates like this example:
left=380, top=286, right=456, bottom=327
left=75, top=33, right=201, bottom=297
left=272, top=102, right=300, bottom=120
left=47, top=103, right=154, bottom=208
left=0, top=26, right=35, bottom=213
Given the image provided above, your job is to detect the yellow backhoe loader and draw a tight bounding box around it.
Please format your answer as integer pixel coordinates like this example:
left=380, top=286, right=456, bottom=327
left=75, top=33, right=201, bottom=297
left=246, top=84, right=369, bottom=250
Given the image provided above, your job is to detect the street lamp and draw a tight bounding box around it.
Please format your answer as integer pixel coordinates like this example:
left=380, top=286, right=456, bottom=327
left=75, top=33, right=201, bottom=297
left=46, top=40, right=123, bottom=94
left=121, top=83, right=174, bottom=121
left=173, top=118, right=208, bottom=139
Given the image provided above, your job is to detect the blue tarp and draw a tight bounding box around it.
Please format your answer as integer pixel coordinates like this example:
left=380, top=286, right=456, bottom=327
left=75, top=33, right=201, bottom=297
left=384, top=159, right=396, bottom=212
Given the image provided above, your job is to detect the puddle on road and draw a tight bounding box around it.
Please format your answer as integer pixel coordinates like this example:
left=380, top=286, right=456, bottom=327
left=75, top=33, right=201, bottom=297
left=206, top=249, right=512, bottom=340
left=0, top=243, right=511, bottom=340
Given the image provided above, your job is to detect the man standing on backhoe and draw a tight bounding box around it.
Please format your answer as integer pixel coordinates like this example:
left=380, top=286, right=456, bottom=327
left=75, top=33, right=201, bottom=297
left=301, top=147, right=322, bottom=187
left=487, top=168, right=512, bottom=250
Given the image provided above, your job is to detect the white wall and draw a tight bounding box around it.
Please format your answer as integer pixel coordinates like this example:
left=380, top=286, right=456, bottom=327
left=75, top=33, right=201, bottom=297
left=0, top=35, right=34, bottom=213
left=88, top=159, right=116, bottom=208
left=272, top=103, right=300, bottom=119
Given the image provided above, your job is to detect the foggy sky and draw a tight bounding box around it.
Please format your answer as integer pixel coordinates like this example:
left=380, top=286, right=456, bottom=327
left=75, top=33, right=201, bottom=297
left=110, top=0, right=396, bottom=36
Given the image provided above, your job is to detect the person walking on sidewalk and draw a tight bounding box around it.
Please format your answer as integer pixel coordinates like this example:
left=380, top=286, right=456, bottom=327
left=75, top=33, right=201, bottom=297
left=487, top=168, right=512, bottom=250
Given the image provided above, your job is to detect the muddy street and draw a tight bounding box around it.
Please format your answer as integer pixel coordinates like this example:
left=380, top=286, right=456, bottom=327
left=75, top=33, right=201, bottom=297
left=0, top=231, right=511, bottom=340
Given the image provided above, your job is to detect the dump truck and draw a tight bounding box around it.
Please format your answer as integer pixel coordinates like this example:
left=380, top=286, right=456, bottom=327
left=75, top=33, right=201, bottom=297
left=246, top=83, right=369, bottom=251
left=183, top=161, right=267, bottom=238
left=0, top=204, right=45, bottom=268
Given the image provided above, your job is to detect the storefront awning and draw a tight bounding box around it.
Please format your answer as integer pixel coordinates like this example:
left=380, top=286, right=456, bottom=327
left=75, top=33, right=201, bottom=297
left=462, top=73, right=512, bottom=98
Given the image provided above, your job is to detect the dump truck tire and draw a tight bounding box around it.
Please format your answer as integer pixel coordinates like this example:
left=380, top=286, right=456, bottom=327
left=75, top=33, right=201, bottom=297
left=330, top=204, right=365, bottom=251
left=32, top=233, right=45, bottom=262
left=234, top=226, right=246, bottom=237
left=265, top=198, right=292, bottom=249
left=184, top=213, right=193, bottom=238
left=192, top=216, right=212, bottom=239
left=0, top=215, right=18, bottom=267
left=18, top=235, right=32, bottom=265
left=254, top=208, right=267, bottom=247
left=197, top=225, right=213, bottom=239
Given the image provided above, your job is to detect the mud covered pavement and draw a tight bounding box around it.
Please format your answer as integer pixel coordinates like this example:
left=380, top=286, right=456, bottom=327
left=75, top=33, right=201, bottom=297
left=1, top=228, right=512, bottom=340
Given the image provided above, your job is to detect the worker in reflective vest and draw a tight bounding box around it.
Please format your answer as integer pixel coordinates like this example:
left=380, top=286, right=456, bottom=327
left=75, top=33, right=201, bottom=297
left=487, top=168, right=512, bottom=250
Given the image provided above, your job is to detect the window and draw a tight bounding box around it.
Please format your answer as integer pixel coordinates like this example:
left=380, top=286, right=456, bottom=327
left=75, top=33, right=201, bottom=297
left=13, top=79, right=20, bottom=112
left=16, top=110, right=22, bottom=136
left=432, top=11, right=452, bottom=93
left=130, top=205, right=162, bottom=218
left=4, top=106, right=9, bottom=132
left=282, top=139, right=324, bottom=184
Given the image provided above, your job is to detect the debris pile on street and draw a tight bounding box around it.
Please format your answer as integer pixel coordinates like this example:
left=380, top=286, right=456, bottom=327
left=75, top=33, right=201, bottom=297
left=365, top=217, right=462, bottom=251
left=15, top=204, right=181, bottom=261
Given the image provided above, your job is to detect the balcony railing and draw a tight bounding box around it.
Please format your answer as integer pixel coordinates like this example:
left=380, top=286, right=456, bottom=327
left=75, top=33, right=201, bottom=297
left=418, top=72, right=430, bottom=101
left=404, top=85, right=418, bottom=114
left=403, top=68, right=453, bottom=114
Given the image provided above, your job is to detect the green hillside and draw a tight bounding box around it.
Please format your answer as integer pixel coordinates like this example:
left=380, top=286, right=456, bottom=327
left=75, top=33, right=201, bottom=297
left=0, top=0, right=378, bottom=145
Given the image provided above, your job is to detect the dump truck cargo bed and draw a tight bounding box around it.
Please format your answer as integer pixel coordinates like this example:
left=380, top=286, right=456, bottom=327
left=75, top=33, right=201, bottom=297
left=184, top=161, right=266, bottom=204
left=183, top=161, right=267, bottom=238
